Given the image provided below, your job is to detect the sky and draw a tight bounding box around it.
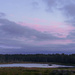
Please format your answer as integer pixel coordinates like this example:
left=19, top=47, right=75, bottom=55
left=0, top=0, right=75, bottom=54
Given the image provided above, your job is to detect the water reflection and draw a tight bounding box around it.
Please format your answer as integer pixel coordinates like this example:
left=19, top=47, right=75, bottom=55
left=0, top=63, right=74, bottom=68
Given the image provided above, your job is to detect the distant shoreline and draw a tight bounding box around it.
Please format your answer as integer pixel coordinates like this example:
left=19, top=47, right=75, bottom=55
left=0, top=54, right=75, bottom=66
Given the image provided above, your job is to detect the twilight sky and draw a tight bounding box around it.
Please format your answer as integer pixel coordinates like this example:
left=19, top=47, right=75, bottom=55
left=0, top=0, right=75, bottom=54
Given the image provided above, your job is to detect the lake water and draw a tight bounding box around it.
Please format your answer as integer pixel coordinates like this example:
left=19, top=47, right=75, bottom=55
left=0, top=63, right=74, bottom=68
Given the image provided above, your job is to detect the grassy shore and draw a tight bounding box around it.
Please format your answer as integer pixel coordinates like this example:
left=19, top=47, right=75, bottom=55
left=0, top=67, right=75, bottom=75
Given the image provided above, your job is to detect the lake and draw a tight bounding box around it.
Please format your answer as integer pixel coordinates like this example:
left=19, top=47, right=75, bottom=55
left=0, top=63, right=74, bottom=68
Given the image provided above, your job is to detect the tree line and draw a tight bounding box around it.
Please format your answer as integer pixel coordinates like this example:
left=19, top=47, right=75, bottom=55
left=0, top=54, right=75, bottom=64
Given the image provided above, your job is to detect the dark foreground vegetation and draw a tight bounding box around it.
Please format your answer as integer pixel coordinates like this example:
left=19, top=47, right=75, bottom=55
left=0, top=54, right=75, bottom=65
left=0, top=67, right=75, bottom=75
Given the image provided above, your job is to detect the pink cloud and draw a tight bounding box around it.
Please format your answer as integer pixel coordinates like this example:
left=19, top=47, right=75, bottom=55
left=13, top=34, right=74, bottom=46
left=29, top=18, right=47, bottom=23
left=17, top=21, right=75, bottom=38
left=31, top=36, right=37, bottom=39
left=17, top=37, right=74, bottom=46
left=24, top=39, right=74, bottom=46
left=34, top=39, right=74, bottom=46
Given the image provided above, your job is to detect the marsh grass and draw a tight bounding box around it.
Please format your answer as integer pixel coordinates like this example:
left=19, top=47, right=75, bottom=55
left=0, top=67, right=75, bottom=75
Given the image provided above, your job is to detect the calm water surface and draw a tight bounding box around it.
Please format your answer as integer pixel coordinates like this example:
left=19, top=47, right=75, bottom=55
left=0, top=63, right=74, bottom=68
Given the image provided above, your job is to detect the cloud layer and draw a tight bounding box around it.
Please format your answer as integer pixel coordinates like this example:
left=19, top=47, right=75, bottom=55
left=0, top=0, right=75, bottom=54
